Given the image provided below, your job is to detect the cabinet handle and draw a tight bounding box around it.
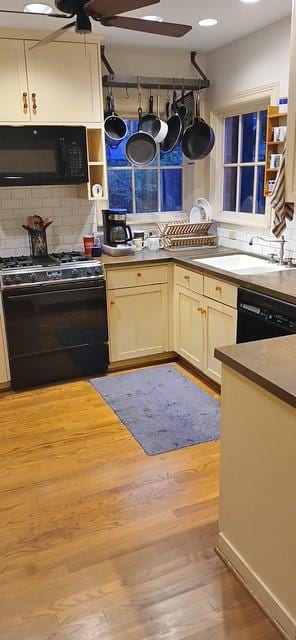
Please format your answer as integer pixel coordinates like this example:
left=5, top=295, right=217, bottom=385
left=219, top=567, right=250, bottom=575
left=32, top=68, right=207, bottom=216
left=197, top=307, right=202, bottom=314
left=31, top=92, right=37, bottom=114
left=215, top=286, right=222, bottom=293
left=22, top=92, right=28, bottom=112
left=201, top=309, right=207, bottom=316
left=137, top=273, right=142, bottom=277
left=110, top=301, right=115, bottom=306
left=184, top=275, right=190, bottom=281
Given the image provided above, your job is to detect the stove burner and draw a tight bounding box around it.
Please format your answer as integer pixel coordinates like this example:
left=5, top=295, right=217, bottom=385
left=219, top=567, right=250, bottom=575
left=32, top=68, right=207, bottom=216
left=0, top=251, right=89, bottom=270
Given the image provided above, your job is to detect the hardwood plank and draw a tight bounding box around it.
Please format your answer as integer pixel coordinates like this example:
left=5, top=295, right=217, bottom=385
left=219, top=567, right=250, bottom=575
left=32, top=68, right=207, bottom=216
left=0, top=364, right=282, bottom=640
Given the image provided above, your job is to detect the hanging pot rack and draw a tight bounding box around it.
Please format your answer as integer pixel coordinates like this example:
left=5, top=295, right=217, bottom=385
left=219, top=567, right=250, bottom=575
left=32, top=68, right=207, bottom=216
left=101, top=48, right=210, bottom=91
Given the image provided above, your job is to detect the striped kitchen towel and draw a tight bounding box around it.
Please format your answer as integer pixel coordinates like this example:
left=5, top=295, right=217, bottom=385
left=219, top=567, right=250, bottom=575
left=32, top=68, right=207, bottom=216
left=271, top=147, right=294, bottom=237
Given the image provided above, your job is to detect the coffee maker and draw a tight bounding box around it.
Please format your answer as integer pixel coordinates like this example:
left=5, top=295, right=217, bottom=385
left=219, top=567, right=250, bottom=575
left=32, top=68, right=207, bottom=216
left=102, top=209, right=134, bottom=256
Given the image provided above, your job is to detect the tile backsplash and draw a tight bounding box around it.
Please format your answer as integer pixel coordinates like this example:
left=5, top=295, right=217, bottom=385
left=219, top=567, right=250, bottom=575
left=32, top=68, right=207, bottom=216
left=0, top=186, right=98, bottom=257
left=216, top=211, right=296, bottom=259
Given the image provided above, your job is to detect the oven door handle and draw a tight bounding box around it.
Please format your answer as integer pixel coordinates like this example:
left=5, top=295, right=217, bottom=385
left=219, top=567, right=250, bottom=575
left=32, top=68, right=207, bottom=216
left=5, top=285, right=105, bottom=301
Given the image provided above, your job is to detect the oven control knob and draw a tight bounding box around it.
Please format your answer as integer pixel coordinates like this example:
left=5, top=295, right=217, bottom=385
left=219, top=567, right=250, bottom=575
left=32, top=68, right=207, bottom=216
left=94, top=267, right=101, bottom=275
left=30, top=273, right=37, bottom=282
left=72, top=269, right=79, bottom=278
left=86, top=268, right=93, bottom=276
left=5, top=276, right=13, bottom=285
left=15, top=275, right=22, bottom=284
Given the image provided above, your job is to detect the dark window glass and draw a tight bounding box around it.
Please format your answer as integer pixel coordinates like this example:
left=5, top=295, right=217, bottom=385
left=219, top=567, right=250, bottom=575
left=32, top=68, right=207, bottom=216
left=258, top=110, right=267, bottom=162
left=135, top=170, right=158, bottom=213
left=256, top=166, right=266, bottom=214
left=240, top=166, right=255, bottom=213
left=224, top=116, right=239, bottom=164
left=241, top=112, right=257, bottom=163
left=161, top=169, right=182, bottom=212
left=223, top=167, right=237, bottom=211
left=107, top=170, right=133, bottom=213
left=160, top=144, right=183, bottom=167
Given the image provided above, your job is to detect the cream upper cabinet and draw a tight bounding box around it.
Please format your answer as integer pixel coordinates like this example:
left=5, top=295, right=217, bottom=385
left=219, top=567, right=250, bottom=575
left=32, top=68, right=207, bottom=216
left=108, top=284, right=169, bottom=362
left=25, top=41, right=102, bottom=123
left=286, top=0, right=296, bottom=201
left=174, top=285, right=204, bottom=371
left=203, top=298, right=237, bottom=384
left=0, top=39, right=30, bottom=122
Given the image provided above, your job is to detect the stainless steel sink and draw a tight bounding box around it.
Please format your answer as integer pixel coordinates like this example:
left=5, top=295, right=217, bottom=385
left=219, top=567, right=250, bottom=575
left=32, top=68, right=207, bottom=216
left=192, top=254, right=294, bottom=275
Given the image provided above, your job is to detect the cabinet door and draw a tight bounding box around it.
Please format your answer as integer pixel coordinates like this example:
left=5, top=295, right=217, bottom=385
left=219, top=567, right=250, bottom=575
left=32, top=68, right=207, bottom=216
left=174, top=285, right=204, bottom=371
left=25, top=41, right=102, bottom=123
left=286, top=2, right=296, bottom=201
left=108, top=284, right=169, bottom=362
left=204, top=298, right=237, bottom=384
left=0, top=301, right=9, bottom=384
left=0, top=40, right=29, bottom=122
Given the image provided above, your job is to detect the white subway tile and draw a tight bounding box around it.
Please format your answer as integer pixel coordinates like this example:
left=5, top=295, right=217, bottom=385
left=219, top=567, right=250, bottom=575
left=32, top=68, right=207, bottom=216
left=31, top=187, right=52, bottom=198
left=42, top=198, right=62, bottom=208
left=22, top=198, right=43, bottom=209
left=11, top=188, right=32, bottom=199
left=1, top=199, right=22, bottom=209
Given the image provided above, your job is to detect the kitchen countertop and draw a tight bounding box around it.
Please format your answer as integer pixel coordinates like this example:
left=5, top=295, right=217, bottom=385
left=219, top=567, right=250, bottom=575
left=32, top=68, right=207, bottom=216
left=215, top=335, right=296, bottom=409
left=101, top=247, right=296, bottom=305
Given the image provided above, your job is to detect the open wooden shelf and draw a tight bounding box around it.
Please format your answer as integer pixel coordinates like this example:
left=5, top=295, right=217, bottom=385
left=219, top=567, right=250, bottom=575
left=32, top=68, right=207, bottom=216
left=78, top=127, right=108, bottom=202
left=264, top=106, right=287, bottom=196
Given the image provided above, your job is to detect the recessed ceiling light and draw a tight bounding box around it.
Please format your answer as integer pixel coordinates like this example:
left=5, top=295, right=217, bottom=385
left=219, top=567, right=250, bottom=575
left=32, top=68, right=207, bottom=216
left=24, top=3, right=53, bottom=13
left=142, top=15, right=164, bottom=22
left=240, top=0, right=260, bottom=3
left=198, top=18, right=218, bottom=27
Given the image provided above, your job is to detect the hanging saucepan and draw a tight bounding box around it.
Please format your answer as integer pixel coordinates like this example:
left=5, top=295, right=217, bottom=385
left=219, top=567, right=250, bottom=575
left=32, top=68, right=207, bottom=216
left=160, top=91, right=183, bottom=153
left=104, top=95, right=127, bottom=148
left=126, top=107, right=157, bottom=166
left=142, top=93, right=157, bottom=130
left=142, top=95, right=168, bottom=143
left=182, top=91, right=215, bottom=160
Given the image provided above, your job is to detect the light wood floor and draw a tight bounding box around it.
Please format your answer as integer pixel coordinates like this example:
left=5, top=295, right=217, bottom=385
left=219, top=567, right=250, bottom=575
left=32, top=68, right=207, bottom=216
left=0, top=363, right=282, bottom=640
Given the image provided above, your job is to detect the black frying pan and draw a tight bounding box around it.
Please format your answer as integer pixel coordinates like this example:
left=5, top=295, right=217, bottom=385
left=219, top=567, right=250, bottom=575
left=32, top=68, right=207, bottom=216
left=142, top=95, right=157, bottom=132
left=126, top=107, right=157, bottom=166
left=182, top=92, right=215, bottom=160
left=104, top=95, right=127, bottom=147
left=160, top=91, right=183, bottom=153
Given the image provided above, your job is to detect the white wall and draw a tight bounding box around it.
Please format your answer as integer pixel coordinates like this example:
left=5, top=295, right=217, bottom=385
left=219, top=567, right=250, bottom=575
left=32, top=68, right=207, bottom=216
left=207, top=17, right=291, bottom=102
left=206, top=17, right=296, bottom=259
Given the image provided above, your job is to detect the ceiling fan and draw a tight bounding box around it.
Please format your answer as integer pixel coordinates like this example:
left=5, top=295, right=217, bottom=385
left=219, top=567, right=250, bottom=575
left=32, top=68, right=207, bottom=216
left=0, top=1, right=192, bottom=50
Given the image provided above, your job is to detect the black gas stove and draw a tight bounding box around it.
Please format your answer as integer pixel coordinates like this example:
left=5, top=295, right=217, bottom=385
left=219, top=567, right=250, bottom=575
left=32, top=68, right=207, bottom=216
left=0, top=252, right=104, bottom=289
left=1, top=250, right=108, bottom=390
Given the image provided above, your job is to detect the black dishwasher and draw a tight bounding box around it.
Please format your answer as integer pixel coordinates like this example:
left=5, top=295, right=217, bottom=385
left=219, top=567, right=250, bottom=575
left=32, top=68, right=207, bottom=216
left=237, top=288, right=296, bottom=343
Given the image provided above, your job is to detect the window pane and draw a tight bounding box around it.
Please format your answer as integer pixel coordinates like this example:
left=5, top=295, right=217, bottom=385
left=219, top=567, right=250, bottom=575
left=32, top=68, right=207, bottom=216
left=258, top=110, right=267, bottom=162
left=135, top=170, right=158, bottom=213
left=160, top=144, right=183, bottom=166
left=241, top=112, right=257, bottom=163
left=107, top=170, right=133, bottom=213
left=223, top=167, right=237, bottom=211
left=106, top=120, right=133, bottom=167
left=240, top=166, right=255, bottom=213
left=256, top=166, right=266, bottom=214
left=224, top=116, right=239, bottom=164
left=161, top=169, right=182, bottom=212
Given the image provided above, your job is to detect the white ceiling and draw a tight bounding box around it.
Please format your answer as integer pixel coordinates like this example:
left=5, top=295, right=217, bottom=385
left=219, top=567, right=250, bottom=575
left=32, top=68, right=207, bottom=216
left=1, top=0, right=292, bottom=51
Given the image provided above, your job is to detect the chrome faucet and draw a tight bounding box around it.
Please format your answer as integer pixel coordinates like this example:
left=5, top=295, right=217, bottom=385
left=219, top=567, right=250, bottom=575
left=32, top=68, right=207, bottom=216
left=249, top=235, right=287, bottom=266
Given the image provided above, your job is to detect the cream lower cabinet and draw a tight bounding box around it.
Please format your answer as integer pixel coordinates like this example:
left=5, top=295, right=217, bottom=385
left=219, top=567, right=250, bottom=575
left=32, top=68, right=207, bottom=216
left=203, top=298, right=237, bottom=384
left=0, top=301, right=9, bottom=385
left=174, top=285, right=204, bottom=370
left=108, top=283, right=169, bottom=362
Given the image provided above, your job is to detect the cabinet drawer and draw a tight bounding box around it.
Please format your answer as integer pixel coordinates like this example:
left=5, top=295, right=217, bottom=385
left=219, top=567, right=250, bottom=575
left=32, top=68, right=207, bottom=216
left=107, top=265, right=168, bottom=290
left=174, top=266, right=203, bottom=295
left=204, top=276, right=237, bottom=308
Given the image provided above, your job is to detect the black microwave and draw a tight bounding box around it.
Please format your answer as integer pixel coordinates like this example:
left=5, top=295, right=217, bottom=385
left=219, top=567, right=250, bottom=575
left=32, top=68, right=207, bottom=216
left=0, top=126, right=89, bottom=187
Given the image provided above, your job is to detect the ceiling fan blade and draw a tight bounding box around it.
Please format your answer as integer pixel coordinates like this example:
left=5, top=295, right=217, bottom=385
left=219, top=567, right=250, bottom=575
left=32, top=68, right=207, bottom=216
left=102, top=16, right=192, bottom=37
left=85, top=0, right=159, bottom=18
left=29, top=22, right=76, bottom=50
left=0, top=9, right=70, bottom=18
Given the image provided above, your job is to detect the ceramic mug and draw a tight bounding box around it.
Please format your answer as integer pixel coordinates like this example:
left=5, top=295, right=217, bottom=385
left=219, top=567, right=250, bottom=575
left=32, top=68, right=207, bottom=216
left=147, top=236, right=164, bottom=252
left=273, top=126, right=287, bottom=142
left=132, top=237, right=145, bottom=251
left=270, top=154, right=282, bottom=169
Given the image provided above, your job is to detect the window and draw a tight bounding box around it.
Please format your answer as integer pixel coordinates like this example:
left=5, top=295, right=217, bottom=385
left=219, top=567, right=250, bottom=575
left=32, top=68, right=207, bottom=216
left=223, top=110, right=267, bottom=216
left=106, top=119, right=183, bottom=215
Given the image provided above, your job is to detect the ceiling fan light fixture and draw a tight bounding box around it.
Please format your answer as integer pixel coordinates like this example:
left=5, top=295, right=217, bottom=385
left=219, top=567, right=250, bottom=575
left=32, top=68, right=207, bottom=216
left=24, top=3, right=53, bottom=13
left=198, top=18, right=218, bottom=27
left=75, top=8, right=92, bottom=33
left=142, top=15, right=163, bottom=22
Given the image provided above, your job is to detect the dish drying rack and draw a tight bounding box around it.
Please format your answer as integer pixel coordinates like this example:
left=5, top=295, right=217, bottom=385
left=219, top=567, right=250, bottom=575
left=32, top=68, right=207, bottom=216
left=157, top=221, right=217, bottom=251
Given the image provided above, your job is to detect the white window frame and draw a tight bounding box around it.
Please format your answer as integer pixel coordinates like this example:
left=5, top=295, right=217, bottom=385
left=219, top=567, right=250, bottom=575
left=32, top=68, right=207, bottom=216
left=210, top=83, right=279, bottom=228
